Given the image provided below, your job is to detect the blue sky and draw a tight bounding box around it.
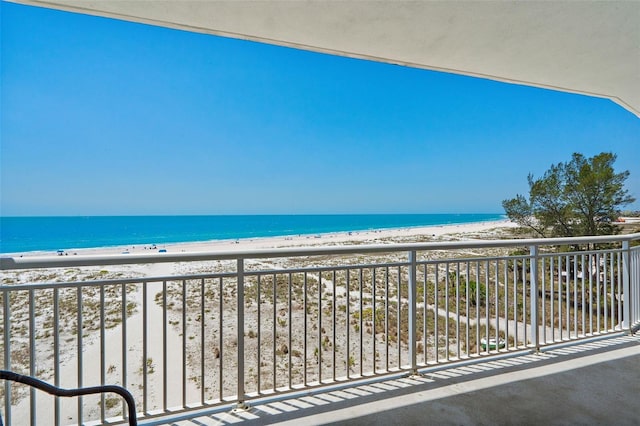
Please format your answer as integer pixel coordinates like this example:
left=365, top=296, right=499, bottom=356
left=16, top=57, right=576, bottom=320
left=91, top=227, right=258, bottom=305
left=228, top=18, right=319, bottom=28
left=2, top=2, right=639, bottom=216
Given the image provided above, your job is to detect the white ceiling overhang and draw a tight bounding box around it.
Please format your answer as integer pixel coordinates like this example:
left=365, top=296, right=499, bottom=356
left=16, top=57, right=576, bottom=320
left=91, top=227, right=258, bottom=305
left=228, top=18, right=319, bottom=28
left=9, top=0, right=640, bottom=117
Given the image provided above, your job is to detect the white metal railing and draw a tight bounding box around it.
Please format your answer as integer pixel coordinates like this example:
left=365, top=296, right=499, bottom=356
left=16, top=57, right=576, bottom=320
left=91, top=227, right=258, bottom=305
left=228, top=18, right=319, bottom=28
left=1, top=233, right=639, bottom=424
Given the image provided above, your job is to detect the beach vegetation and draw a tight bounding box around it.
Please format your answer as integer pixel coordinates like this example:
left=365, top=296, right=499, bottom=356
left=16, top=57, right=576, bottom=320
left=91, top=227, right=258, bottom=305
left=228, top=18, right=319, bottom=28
left=502, top=152, right=635, bottom=238
left=146, top=358, right=155, bottom=374
left=322, top=335, right=331, bottom=351
left=104, top=395, right=120, bottom=410
left=352, top=306, right=385, bottom=330
left=277, top=344, right=288, bottom=356
left=468, top=281, right=486, bottom=307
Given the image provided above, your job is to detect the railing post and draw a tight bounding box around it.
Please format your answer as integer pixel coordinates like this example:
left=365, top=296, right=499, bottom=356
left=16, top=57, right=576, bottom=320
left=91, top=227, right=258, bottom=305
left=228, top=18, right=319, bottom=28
left=408, top=250, right=418, bottom=375
left=236, top=258, right=248, bottom=409
left=621, top=241, right=631, bottom=333
left=529, top=245, right=540, bottom=351
left=3, top=291, right=11, bottom=426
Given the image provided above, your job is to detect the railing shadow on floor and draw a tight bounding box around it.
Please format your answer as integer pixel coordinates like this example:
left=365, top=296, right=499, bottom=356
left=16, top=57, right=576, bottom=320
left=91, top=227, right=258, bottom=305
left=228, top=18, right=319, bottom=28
left=142, top=333, right=639, bottom=425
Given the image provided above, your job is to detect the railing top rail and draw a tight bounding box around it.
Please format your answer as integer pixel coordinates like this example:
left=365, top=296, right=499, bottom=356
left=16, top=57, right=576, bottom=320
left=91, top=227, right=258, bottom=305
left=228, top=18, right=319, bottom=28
left=1, top=232, right=638, bottom=271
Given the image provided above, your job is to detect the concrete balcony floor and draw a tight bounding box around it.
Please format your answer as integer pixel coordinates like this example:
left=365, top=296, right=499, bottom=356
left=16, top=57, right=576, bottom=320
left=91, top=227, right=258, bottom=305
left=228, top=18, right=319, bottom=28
left=144, top=333, right=640, bottom=426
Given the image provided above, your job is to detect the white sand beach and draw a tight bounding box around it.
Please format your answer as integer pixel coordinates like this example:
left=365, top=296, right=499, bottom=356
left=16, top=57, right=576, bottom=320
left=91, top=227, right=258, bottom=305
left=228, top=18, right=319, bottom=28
left=11, top=219, right=518, bottom=259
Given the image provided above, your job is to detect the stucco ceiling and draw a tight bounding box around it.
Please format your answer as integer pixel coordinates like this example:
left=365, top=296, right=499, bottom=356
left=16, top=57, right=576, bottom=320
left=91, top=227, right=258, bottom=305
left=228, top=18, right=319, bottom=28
left=10, top=0, right=640, bottom=117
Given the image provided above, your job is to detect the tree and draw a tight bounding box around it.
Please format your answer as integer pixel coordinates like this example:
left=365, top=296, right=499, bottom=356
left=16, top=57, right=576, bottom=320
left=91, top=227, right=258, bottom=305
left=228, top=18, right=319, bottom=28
left=502, top=152, right=635, bottom=237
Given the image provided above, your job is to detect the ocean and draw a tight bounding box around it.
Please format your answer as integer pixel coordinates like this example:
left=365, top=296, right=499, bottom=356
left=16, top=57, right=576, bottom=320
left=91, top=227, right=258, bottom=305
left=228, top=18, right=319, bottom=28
left=0, top=214, right=504, bottom=254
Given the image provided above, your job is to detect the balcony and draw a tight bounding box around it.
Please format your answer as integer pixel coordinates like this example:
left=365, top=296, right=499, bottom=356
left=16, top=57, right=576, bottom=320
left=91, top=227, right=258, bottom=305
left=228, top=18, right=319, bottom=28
left=1, top=232, right=639, bottom=425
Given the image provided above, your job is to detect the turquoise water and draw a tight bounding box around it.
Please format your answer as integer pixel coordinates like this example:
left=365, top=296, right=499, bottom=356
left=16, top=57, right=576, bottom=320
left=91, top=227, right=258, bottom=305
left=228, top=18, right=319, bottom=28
left=0, top=214, right=504, bottom=254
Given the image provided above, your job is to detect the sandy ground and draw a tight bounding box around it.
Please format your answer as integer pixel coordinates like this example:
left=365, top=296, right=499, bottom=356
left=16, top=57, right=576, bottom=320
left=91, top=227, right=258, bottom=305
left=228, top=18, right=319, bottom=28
left=3, top=219, right=525, bottom=425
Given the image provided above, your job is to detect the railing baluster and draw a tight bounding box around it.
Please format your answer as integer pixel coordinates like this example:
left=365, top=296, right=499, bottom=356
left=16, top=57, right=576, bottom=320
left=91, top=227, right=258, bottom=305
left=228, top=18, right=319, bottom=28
left=485, top=261, right=489, bottom=351
left=550, top=256, right=554, bottom=342
left=288, top=273, right=292, bottom=389
left=143, top=281, right=148, bottom=414
left=272, top=273, right=276, bottom=390
left=596, top=253, right=601, bottom=333
left=581, top=254, right=586, bottom=337
left=588, top=254, right=593, bottom=335
left=373, top=268, right=377, bottom=372
left=515, top=259, right=519, bottom=347
left=162, top=280, right=168, bottom=410
left=29, top=289, right=36, bottom=425
left=565, top=255, right=570, bottom=339
left=318, top=271, right=323, bottom=382
left=434, top=264, right=439, bottom=362
left=455, top=261, right=460, bottom=359
left=54, top=287, right=60, bottom=426
left=302, top=273, right=306, bottom=386
left=201, top=278, right=205, bottom=404
left=359, top=268, right=363, bottom=376
left=424, top=265, right=429, bottom=364
left=476, top=261, right=481, bottom=355
left=617, top=252, right=622, bottom=330
left=332, top=270, right=337, bottom=381
left=445, top=263, right=450, bottom=360
left=397, top=266, right=401, bottom=367
left=3, top=289, right=11, bottom=426
left=100, top=283, right=106, bottom=423
left=522, top=257, right=527, bottom=346
left=604, top=253, right=609, bottom=332
left=347, top=269, right=351, bottom=378
left=218, top=277, right=223, bottom=400
left=610, top=253, right=615, bottom=330
left=181, top=279, right=187, bottom=407
left=530, top=245, right=539, bottom=351
left=408, top=251, right=417, bottom=375
left=633, top=248, right=637, bottom=325
left=77, top=285, right=83, bottom=424
left=573, top=254, right=578, bottom=337
left=121, top=282, right=128, bottom=420
left=541, top=257, right=546, bottom=343
left=257, top=275, right=262, bottom=391
left=494, top=260, right=499, bottom=353
left=236, top=259, right=246, bottom=408
left=622, top=241, right=631, bottom=331
left=504, top=259, right=509, bottom=350
left=466, top=262, right=470, bottom=357
left=422, top=263, right=429, bottom=365
left=558, top=256, right=563, bottom=340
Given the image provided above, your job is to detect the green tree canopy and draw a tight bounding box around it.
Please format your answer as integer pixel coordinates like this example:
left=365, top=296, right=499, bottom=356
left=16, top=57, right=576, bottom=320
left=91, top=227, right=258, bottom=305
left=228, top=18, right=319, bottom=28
left=502, top=152, right=635, bottom=237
